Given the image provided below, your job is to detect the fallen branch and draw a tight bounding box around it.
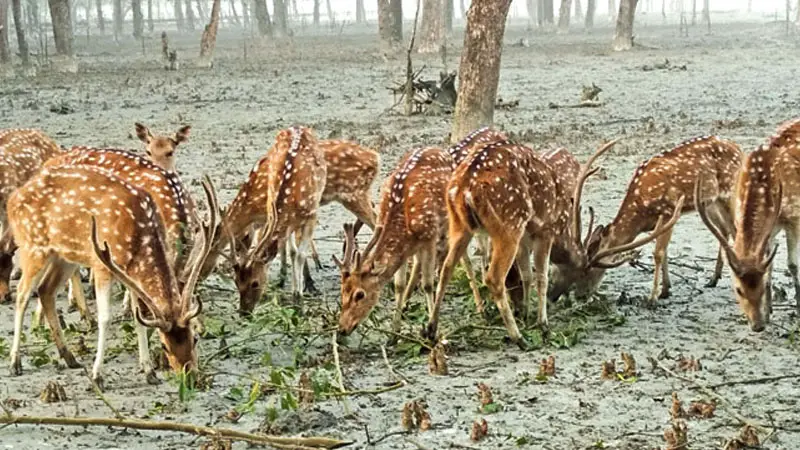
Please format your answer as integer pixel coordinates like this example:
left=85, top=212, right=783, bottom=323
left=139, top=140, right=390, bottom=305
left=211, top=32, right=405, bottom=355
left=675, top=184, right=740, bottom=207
left=332, top=331, right=352, bottom=414
left=0, top=414, right=351, bottom=449
left=548, top=101, right=605, bottom=109
left=693, top=373, right=800, bottom=390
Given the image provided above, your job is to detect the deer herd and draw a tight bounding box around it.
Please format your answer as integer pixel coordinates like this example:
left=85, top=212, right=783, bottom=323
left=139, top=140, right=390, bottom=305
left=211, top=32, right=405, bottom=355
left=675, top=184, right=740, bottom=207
left=0, top=119, right=798, bottom=390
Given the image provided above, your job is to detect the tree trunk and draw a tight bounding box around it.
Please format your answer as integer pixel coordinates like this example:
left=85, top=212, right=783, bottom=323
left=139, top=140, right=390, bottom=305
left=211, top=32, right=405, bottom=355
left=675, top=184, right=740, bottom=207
left=272, top=0, right=286, bottom=35
left=611, top=0, right=636, bottom=51
left=252, top=0, right=271, bottom=35
left=691, top=0, right=695, bottom=25
left=113, top=0, right=123, bottom=38
left=242, top=0, right=249, bottom=26
left=747, top=0, right=751, bottom=13
left=526, top=0, right=536, bottom=26
left=585, top=0, right=594, bottom=27
left=459, top=0, right=465, bottom=18
left=325, top=0, right=332, bottom=22
left=418, top=0, right=444, bottom=52
left=95, top=0, right=104, bottom=31
left=185, top=0, right=195, bottom=30
left=444, top=0, right=453, bottom=31
left=355, top=0, right=365, bottom=22
left=174, top=0, right=185, bottom=30
left=147, top=0, right=153, bottom=30
left=312, top=0, right=319, bottom=25
left=542, top=0, right=553, bottom=23
left=574, top=0, right=582, bottom=20
left=377, top=0, right=402, bottom=48
left=199, top=0, right=220, bottom=65
left=796, top=0, right=800, bottom=23
left=702, top=0, right=709, bottom=30
left=607, top=0, right=615, bottom=21
left=195, top=0, right=206, bottom=21
left=48, top=0, right=73, bottom=55
left=12, top=0, right=28, bottom=65
left=661, top=0, right=665, bottom=20
left=133, top=0, right=144, bottom=38
left=0, top=0, right=9, bottom=65
left=557, top=0, right=570, bottom=31
left=230, top=0, right=240, bottom=24
left=451, top=0, right=512, bottom=142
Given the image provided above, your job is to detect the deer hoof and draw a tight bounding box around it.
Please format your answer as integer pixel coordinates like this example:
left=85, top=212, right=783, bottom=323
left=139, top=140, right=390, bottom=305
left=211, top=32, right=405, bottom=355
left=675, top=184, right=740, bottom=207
left=145, top=370, right=161, bottom=385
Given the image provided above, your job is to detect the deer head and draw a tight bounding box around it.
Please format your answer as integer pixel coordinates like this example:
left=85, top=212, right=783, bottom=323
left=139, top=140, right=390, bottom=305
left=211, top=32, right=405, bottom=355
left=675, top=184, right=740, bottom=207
left=333, top=223, right=385, bottom=335
left=135, top=122, right=191, bottom=171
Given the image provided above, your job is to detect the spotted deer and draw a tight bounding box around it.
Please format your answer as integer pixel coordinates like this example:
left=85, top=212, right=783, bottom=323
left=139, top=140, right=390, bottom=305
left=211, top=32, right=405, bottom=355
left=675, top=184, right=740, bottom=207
left=548, top=136, right=742, bottom=304
left=335, top=147, right=482, bottom=336
left=7, top=165, right=217, bottom=388
left=36, top=147, right=202, bottom=331
left=424, top=139, right=619, bottom=347
left=200, top=135, right=378, bottom=312
left=0, top=129, right=64, bottom=303
left=228, top=126, right=328, bottom=313
left=697, top=119, right=800, bottom=331
left=134, top=122, right=191, bottom=172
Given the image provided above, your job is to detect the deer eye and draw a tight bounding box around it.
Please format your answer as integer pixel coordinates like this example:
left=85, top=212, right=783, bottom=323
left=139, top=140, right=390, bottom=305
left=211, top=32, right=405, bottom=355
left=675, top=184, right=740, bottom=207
left=146, top=150, right=152, bottom=156
left=166, top=151, right=174, bottom=157
left=735, top=287, right=744, bottom=297
left=354, top=291, right=365, bottom=301
left=342, top=271, right=350, bottom=279
left=251, top=281, right=260, bottom=289
left=161, top=343, right=167, bottom=351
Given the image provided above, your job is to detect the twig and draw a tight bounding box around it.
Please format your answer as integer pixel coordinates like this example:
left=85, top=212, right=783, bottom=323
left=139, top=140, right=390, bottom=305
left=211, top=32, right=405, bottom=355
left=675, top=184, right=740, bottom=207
left=693, top=373, right=800, bottom=390
left=332, top=331, right=352, bottom=414
left=86, top=370, right=123, bottom=420
left=207, top=370, right=404, bottom=398
left=404, top=0, right=422, bottom=116
left=364, top=325, right=433, bottom=351
left=366, top=430, right=411, bottom=446
left=381, top=345, right=411, bottom=385
left=0, top=413, right=352, bottom=448
left=654, top=360, right=769, bottom=433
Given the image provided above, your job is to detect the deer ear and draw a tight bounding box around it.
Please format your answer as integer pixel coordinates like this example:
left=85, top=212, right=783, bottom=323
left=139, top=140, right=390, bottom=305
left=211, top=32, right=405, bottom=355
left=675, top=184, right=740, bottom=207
left=175, top=125, right=191, bottom=144
left=135, top=123, right=152, bottom=144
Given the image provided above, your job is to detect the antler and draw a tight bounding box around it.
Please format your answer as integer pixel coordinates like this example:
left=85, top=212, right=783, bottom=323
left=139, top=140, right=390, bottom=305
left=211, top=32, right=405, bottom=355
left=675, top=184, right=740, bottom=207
left=244, top=200, right=278, bottom=267
left=694, top=175, right=741, bottom=274
left=332, top=222, right=358, bottom=269
left=589, top=195, right=686, bottom=266
left=572, top=139, right=618, bottom=247
left=90, top=216, right=171, bottom=331
left=179, top=174, right=218, bottom=325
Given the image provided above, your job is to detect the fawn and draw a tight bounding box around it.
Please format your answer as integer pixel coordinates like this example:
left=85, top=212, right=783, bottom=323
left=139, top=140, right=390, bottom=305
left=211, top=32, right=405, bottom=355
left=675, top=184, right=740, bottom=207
left=697, top=119, right=800, bottom=331
left=424, top=139, right=617, bottom=347
left=0, top=129, right=63, bottom=302
left=548, top=136, right=741, bottom=304
left=335, top=146, right=482, bottom=336
left=135, top=122, right=191, bottom=172
left=7, top=165, right=216, bottom=389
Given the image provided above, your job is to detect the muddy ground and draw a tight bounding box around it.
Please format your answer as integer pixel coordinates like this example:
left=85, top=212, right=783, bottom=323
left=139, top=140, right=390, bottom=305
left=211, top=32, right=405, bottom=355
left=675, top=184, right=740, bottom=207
left=1, top=11, right=799, bottom=450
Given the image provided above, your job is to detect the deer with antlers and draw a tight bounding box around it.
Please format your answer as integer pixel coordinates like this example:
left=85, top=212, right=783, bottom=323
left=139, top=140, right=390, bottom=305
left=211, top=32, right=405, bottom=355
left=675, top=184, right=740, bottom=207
left=7, top=164, right=216, bottom=388
left=423, top=139, right=620, bottom=347
left=0, top=129, right=64, bottom=303
left=548, top=136, right=741, bottom=304
left=134, top=122, right=191, bottom=172
left=697, top=120, right=800, bottom=331
left=199, top=134, right=378, bottom=313
left=228, top=126, right=328, bottom=313
left=336, top=146, right=483, bottom=337
left=34, top=147, right=204, bottom=330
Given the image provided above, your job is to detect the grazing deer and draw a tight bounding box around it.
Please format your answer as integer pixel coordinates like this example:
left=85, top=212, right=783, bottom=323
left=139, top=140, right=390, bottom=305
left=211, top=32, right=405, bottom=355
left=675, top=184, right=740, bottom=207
left=697, top=120, right=800, bottom=331
left=336, top=147, right=482, bottom=336
left=0, top=129, right=64, bottom=303
left=424, top=139, right=618, bottom=347
left=548, top=136, right=742, bottom=304
left=7, top=165, right=216, bottom=388
left=134, top=123, right=191, bottom=172
left=36, top=147, right=202, bottom=331
left=230, top=126, right=327, bottom=313
left=200, top=135, right=378, bottom=312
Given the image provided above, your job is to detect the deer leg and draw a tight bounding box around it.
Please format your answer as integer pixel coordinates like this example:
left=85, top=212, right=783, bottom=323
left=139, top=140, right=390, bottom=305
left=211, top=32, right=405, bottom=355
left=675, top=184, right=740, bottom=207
left=424, top=228, right=472, bottom=342
left=36, top=263, right=81, bottom=370
left=389, top=259, right=412, bottom=341
left=648, top=225, right=673, bottom=304
left=786, top=226, right=800, bottom=314
left=418, top=242, right=438, bottom=317
left=308, top=239, right=323, bottom=270
left=460, top=255, right=484, bottom=315
left=340, top=195, right=378, bottom=231
left=277, top=241, right=289, bottom=288
left=514, top=240, right=534, bottom=325
left=90, top=269, right=114, bottom=391
left=0, top=251, right=14, bottom=303
left=293, top=220, right=315, bottom=296
left=475, top=234, right=490, bottom=280
left=68, top=272, right=94, bottom=328
left=130, top=292, right=160, bottom=385
left=708, top=205, right=735, bottom=287
left=486, top=232, right=526, bottom=348
left=531, top=236, right=552, bottom=330
left=10, top=251, right=48, bottom=376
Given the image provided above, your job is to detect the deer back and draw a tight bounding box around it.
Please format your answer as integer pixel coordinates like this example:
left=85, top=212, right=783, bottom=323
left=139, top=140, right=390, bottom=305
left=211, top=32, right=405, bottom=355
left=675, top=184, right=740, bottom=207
left=44, top=147, right=193, bottom=271
left=540, top=147, right=581, bottom=197
left=447, top=126, right=508, bottom=166
left=318, top=139, right=379, bottom=205
left=0, top=129, right=62, bottom=161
